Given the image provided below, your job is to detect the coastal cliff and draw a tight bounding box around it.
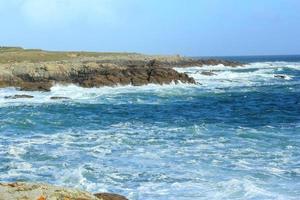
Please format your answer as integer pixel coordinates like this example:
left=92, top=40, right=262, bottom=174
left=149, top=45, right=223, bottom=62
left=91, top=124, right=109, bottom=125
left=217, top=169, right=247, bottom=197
left=0, top=47, right=242, bottom=91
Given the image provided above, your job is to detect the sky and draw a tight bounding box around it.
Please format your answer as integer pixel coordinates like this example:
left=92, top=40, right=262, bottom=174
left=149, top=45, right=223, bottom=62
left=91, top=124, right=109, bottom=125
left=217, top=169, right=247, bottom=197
left=0, top=0, right=299, bottom=56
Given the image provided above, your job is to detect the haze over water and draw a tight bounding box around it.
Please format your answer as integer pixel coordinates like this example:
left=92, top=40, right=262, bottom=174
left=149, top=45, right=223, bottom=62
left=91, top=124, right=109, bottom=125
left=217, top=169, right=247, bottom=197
left=0, top=56, right=300, bottom=199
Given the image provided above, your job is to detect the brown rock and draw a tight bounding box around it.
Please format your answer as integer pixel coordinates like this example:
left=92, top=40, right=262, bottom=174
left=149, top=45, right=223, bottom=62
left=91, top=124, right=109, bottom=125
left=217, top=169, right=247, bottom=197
left=0, top=182, right=130, bottom=200
left=0, top=182, right=99, bottom=200
left=0, top=49, right=244, bottom=91
left=200, top=71, right=217, bottom=76
left=19, top=82, right=52, bottom=91
left=94, top=193, right=128, bottom=200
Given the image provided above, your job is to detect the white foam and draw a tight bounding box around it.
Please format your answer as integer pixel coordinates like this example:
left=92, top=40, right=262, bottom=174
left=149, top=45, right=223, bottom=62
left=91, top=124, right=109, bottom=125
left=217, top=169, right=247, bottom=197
left=0, top=61, right=299, bottom=107
left=0, top=82, right=199, bottom=107
left=8, top=146, right=27, bottom=158
left=213, top=178, right=278, bottom=199
left=174, top=61, right=299, bottom=90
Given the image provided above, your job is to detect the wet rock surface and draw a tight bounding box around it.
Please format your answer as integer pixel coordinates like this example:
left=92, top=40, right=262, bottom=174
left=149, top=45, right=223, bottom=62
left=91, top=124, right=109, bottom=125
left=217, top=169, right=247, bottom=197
left=50, top=96, right=71, bottom=100
left=94, top=193, right=128, bottom=200
left=4, top=94, right=34, bottom=99
left=200, top=71, right=217, bottom=76
left=274, top=74, right=289, bottom=79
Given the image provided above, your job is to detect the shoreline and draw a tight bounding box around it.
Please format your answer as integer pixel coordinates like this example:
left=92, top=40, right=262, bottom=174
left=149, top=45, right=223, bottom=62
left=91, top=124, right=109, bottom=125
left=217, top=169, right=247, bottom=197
left=0, top=57, right=299, bottom=199
left=0, top=47, right=242, bottom=91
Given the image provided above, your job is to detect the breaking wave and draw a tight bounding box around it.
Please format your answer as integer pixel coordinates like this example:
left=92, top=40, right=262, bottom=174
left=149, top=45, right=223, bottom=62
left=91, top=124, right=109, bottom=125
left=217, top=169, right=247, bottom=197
left=0, top=60, right=300, bottom=199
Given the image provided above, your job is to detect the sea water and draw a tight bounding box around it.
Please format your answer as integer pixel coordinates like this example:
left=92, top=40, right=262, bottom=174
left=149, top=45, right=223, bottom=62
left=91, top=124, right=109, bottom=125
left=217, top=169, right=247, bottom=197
left=0, top=56, right=299, bottom=200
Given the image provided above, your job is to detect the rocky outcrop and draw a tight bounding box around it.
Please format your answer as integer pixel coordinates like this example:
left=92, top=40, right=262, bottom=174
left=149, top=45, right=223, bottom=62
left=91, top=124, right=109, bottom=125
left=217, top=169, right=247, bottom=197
left=145, top=58, right=242, bottom=68
left=80, top=55, right=243, bottom=68
left=0, top=48, right=243, bottom=91
left=0, top=182, right=128, bottom=200
left=0, top=61, right=196, bottom=91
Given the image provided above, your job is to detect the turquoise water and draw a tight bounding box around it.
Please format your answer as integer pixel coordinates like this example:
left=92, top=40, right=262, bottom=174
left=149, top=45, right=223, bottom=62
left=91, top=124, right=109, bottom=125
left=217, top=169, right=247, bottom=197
left=0, top=57, right=300, bottom=199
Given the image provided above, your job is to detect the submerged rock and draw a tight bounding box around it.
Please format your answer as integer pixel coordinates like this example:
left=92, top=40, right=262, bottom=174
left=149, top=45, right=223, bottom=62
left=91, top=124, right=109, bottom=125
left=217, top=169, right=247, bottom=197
left=4, top=94, right=34, bottom=99
left=274, top=74, right=290, bottom=80
left=200, top=71, right=217, bottom=76
left=274, top=74, right=286, bottom=79
left=0, top=182, right=128, bottom=200
left=50, top=96, right=71, bottom=100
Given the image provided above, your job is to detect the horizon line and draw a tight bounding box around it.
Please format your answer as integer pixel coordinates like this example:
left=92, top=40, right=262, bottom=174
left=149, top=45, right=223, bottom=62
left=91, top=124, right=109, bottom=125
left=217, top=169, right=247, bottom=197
left=1, top=45, right=299, bottom=58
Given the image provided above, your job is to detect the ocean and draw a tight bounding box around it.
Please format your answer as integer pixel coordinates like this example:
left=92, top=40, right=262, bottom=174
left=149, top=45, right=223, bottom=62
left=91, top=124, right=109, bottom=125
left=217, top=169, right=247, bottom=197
left=0, top=56, right=299, bottom=199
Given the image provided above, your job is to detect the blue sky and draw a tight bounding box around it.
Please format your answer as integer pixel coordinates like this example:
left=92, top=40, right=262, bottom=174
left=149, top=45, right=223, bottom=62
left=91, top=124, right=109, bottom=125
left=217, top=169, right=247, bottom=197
left=0, top=0, right=299, bottom=56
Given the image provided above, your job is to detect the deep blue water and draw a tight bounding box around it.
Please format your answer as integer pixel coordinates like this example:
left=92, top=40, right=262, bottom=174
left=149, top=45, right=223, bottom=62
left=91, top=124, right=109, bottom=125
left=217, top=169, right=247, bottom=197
left=0, top=56, right=300, bottom=199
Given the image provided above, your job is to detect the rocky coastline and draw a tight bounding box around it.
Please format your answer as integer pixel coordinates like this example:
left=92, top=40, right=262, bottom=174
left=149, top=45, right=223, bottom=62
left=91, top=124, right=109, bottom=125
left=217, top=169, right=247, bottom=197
left=0, top=49, right=244, bottom=198
left=0, top=47, right=242, bottom=91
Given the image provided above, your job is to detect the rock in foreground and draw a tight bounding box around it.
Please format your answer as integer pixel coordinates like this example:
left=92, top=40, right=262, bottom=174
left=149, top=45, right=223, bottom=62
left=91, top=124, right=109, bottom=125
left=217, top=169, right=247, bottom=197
left=94, top=193, right=128, bottom=200
left=0, top=182, right=128, bottom=200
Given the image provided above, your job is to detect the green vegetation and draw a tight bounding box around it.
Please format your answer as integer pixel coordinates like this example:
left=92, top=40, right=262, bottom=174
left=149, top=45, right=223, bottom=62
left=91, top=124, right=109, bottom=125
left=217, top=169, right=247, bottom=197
left=0, top=46, right=138, bottom=64
left=0, top=46, right=24, bottom=52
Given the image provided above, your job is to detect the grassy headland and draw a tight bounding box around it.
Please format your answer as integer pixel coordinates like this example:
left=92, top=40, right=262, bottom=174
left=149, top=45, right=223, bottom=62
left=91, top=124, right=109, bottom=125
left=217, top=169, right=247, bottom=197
left=0, top=47, right=241, bottom=91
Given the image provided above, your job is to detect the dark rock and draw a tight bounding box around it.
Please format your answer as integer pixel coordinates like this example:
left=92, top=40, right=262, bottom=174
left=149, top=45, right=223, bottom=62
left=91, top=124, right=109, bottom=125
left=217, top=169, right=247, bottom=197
left=50, top=96, right=71, bottom=100
left=146, top=59, right=159, bottom=67
left=162, top=58, right=243, bottom=68
left=69, top=65, right=195, bottom=88
left=200, top=71, right=217, bottom=76
left=94, top=193, right=128, bottom=200
left=4, top=94, right=34, bottom=99
left=274, top=74, right=288, bottom=79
